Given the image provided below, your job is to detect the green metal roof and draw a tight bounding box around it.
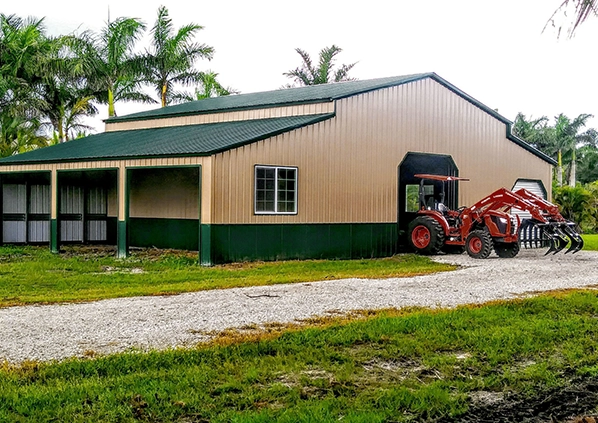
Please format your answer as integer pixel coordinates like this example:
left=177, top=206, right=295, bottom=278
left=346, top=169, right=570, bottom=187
left=106, top=73, right=432, bottom=123
left=0, top=114, right=333, bottom=164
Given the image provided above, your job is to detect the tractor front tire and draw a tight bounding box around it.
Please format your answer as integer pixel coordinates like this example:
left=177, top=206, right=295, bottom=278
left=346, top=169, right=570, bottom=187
left=494, top=241, right=520, bottom=258
left=408, top=216, right=445, bottom=255
left=466, top=229, right=493, bottom=259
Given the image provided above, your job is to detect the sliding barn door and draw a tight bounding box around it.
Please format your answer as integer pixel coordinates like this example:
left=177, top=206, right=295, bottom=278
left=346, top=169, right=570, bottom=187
left=60, top=185, right=84, bottom=242
left=2, top=184, right=26, bottom=243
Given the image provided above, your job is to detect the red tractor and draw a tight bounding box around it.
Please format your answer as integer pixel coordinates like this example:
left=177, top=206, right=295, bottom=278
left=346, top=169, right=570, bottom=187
left=408, top=174, right=584, bottom=258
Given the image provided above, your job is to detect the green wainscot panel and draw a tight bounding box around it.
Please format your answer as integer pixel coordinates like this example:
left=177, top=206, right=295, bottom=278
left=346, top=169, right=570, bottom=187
left=129, top=218, right=199, bottom=250
left=210, top=223, right=398, bottom=264
left=50, top=219, right=59, bottom=253
left=200, top=224, right=212, bottom=266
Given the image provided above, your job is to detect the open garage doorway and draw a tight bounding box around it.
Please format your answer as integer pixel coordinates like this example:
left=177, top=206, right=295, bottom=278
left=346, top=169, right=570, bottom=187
left=127, top=167, right=200, bottom=251
left=398, top=152, right=459, bottom=241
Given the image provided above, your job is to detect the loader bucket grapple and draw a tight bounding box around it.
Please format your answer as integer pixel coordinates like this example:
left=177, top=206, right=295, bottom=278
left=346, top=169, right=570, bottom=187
left=407, top=174, right=584, bottom=259
left=538, top=222, right=584, bottom=255
left=513, top=188, right=584, bottom=254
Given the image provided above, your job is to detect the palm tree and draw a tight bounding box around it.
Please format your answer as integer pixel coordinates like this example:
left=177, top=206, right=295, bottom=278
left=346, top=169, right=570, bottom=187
left=36, top=35, right=99, bottom=142
left=194, top=71, right=238, bottom=100
left=39, top=80, right=96, bottom=142
left=576, top=141, right=598, bottom=184
left=512, top=113, right=552, bottom=150
left=144, top=6, right=214, bottom=107
left=0, top=113, right=48, bottom=157
left=548, top=0, right=598, bottom=37
left=68, top=16, right=154, bottom=117
left=283, top=45, right=356, bottom=87
left=552, top=113, right=594, bottom=186
left=0, top=14, right=50, bottom=155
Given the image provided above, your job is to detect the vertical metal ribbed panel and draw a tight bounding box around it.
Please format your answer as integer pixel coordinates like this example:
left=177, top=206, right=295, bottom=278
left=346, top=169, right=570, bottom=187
left=60, top=186, right=83, bottom=214
left=86, top=187, right=107, bottom=241
left=3, top=184, right=27, bottom=243
left=212, top=78, right=552, bottom=224
left=3, top=184, right=26, bottom=213
left=87, top=187, right=107, bottom=214
left=511, top=180, right=546, bottom=221
left=3, top=221, right=26, bottom=243
left=29, top=185, right=50, bottom=214
left=87, top=221, right=107, bottom=241
left=60, top=221, right=83, bottom=242
left=28, top=221, right=49, bottom=242
left=60, top=185, right=83, bottom=242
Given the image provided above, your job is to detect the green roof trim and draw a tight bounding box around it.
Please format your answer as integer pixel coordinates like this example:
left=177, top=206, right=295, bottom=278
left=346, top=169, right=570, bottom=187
left=0, top=114, right=334, bottom=165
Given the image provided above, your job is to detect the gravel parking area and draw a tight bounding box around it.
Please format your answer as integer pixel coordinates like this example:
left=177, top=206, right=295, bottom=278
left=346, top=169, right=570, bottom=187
left=1, top=249, right=597, bottom=363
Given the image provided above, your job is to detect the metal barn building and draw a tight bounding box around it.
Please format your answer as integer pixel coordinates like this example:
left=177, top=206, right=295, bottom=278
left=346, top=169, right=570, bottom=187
left=0, top=73, right=555, bottom=264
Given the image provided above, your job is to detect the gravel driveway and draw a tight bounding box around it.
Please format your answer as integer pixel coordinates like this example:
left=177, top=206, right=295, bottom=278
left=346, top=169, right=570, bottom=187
left=1, top=249, right=597, bottom=363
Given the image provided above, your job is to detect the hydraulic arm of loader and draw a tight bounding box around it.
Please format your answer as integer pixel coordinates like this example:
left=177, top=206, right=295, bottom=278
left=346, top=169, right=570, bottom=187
left=464, top=188, right=584, bottom=254
left=513, top=188, right=584, bottom=254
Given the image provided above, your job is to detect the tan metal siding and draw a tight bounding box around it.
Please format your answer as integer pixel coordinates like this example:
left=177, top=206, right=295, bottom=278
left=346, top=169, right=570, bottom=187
left=104, top=102, right=335, bottom=132
left=107, top=185, right=117, bottom=217
left=212, top=78, right=552, bottom=224
left=129, top=168, right=199, bottom=219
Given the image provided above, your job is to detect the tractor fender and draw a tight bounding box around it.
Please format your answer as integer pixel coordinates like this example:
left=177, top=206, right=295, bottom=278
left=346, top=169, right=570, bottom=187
left=415, top=211, right=450, bottom=235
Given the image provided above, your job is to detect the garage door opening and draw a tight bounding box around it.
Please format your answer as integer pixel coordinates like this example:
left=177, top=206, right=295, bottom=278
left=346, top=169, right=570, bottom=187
left=398, top=152, right=460, bottom=241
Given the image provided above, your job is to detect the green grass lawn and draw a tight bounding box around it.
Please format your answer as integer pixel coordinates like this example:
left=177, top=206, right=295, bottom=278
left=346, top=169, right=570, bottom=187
left=2, top=291, right=598, bottom=422
left=0, top=246, right=454, bottom=307
left=582, top=234, right=598, bottom=250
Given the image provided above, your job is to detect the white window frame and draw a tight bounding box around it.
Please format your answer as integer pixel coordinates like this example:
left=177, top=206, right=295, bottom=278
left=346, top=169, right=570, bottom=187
left=254, top=165, right=298, bottom=215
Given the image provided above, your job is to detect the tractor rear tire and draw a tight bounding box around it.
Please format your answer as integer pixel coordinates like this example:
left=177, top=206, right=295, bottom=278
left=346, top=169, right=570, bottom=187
left=466, top=229, right=493, bottom=259
left=494, top=241, right=520, bottom=258
left=408, top=216, right=445, bottom=255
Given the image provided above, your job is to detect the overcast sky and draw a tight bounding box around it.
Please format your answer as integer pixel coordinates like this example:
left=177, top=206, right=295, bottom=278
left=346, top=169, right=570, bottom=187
left=4, top=0, right=598, bottom=132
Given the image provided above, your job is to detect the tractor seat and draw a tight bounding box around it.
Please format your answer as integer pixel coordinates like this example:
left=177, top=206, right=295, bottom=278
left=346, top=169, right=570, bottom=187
left=425, top=195, right=435, bottom=210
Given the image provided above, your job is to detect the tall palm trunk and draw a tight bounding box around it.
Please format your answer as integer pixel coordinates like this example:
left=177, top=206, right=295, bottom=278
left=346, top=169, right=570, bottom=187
left=569, top=148, right=576, bottom=187
left=50, top=116, right=65, bottom=143
left=161, top=84, right=167, bottom=107
left=557, top=149, right=563, bottom=187
left=107, top=88, right=115, bottom=117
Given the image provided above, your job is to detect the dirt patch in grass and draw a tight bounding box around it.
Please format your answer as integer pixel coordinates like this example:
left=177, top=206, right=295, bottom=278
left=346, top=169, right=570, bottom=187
left=59, top=245, right=198, bottom=261
left=442, top=376, right=598, bottom=423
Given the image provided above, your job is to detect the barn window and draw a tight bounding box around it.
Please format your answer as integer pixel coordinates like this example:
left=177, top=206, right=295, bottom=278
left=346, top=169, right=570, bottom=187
left=255, top=166, right=297, bottom=214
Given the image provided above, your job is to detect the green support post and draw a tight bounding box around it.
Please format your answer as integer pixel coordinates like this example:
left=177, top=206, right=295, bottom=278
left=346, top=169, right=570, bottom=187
left=200, top=224, right=212, bottom=266
left=116, top=167, right=129, bottom=259
left=117, top=220, right=127, bottom=258
left=50, top=219, right=59, bottom=253
left=198, top=165, right=212, bottom=266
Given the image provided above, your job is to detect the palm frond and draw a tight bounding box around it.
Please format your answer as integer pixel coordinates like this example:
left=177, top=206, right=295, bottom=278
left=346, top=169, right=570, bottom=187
left=283, top=45, right=357, bottom=87
left=546, top=0, right=598, bottom=37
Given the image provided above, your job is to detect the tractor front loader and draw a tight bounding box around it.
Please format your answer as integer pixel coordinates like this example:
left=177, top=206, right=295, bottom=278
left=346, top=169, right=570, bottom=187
left=407, top=174, right=584, bottom=259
